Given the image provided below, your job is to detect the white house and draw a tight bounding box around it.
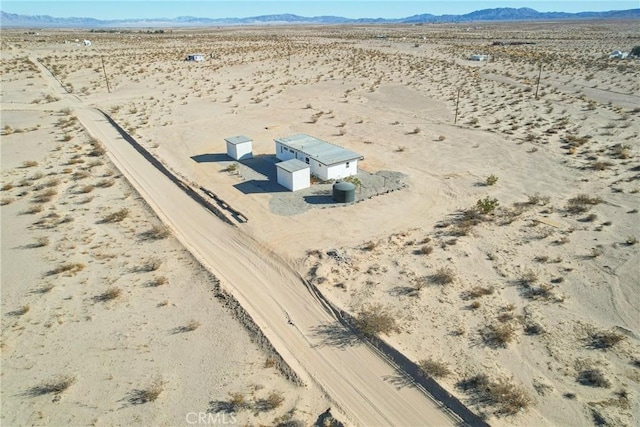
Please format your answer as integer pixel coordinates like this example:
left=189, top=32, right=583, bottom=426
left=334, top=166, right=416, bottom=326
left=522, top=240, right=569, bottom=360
left=186, top=53, right=205, bottom=61
left=274, top=134, right=363, bottom=181
left=276, top=159, right=310, bottom=191
left=83, top=40, right=92, bottom=46
left=225, top=135, right=253, bottom=161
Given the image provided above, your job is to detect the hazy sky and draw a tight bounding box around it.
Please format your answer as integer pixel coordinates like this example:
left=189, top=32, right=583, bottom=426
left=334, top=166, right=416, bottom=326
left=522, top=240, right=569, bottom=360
left=2, top=1, right=637, bottom=20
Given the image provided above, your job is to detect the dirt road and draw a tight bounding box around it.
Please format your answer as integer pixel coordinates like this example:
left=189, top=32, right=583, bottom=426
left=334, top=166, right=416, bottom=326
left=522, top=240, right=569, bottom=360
left=31, top=58, right=464, bottom=426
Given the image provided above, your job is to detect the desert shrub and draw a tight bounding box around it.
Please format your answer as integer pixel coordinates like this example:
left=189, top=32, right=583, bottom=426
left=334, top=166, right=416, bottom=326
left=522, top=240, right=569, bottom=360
left=485, top=174, right=498, bottom=186
left=1, top=182, right=14, bottom=191
left=419, top=245, right=433, bottom=255
left=438, top=135, right=446, bottom=141
left=148, top=276, right=168, bottom=287
left=221, top=163, right=238, bottom=173
left=482, top=323, right=516, bottom=348
left=589, top=330, right=626, bottom=350
left=47, top=262, right=85, bottom=276
left=175, top=320, right=200, bottom=333
left=362, top=240, right=377, bottom=251
left=79, top=185, right=95, bottom=194
left=129, top=378, right=166, bottom=404
left=625, top=236, right=638, bottom=246
left=95, top=286, right=122, bottom=302
left=95, top=179, right=114, bottom=188
left=141, top=257, right=162, bottom=272
left=256, top=391, right=285, bottom=412
left=578, top=369, right=610, bottom=388
left=141, top=225, right=171, bottom=240
left=101, top=208, right=129, bottom=223
left=467, top=286, right=494, bottom=299
left=476, top=197, right=499, bottom=214
left=28, top=375, right=76, bottom=396
left=353, top=303, right=398, bottom=337
left=418, top=358, right=451, bottom=378
left=32, top=188, right=57, bottom=203
left=457, top=374, right=532, bottom=416
left=430, top=267, right=455, bottom=285
left=566, top=194, right=602, bottom=214
left=22, top=160, right=38, bottom=168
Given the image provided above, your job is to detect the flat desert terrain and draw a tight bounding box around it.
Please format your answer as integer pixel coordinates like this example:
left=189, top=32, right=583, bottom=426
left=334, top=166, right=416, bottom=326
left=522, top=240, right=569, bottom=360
left=2, top=20, right=639, bottom=426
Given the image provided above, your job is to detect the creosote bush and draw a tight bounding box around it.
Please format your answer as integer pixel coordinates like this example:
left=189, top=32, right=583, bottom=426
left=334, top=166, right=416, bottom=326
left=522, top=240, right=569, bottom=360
left=485, top=174, right=498, bottom=186
left=101, top=208, right=129, bottom=223
left=418, top=358, right=451, bottom=378
left=28, top=375, right=76, bottom=396
left=129, top=377, right=166, bottom=404
left=589, top=330, right=626, bottom=350
left=353, top=303, right=398, bottom=337
left=457, top=374, right=532, bottom=416
left=476, top=197, right=499, bottom=214
left=430, top=267, right=455, bottom=285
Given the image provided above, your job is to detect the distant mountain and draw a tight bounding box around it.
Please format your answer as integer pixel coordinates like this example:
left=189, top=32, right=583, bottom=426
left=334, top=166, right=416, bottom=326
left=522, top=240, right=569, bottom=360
left=1, top=7, right=639, bottom=28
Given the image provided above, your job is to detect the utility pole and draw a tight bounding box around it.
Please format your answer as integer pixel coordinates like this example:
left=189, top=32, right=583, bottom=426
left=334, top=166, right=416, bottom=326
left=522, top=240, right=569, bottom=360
left=454, top=88, right=461, bottom=124
left=534, top=63, right=543, bottom=99
left=101, top=56, right=111, bottom=94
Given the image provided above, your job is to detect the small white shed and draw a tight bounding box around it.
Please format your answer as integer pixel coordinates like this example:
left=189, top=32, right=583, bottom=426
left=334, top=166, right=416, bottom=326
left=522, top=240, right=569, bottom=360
left=225, top=135, right=253, bottom=161
left=187, top=53, right=205, bottom=61
left=276, top=159, right=310, bottom=192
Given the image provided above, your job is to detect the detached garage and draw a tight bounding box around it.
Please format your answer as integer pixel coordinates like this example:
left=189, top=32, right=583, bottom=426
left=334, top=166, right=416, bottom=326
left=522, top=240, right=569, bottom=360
left=276, top=159, right=310, bottom=192
left=225, top=135, right=253, bottom=161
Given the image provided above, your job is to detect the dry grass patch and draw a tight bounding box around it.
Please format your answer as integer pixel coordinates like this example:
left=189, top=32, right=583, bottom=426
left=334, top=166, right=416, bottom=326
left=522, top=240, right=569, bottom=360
left=578, top=369, right=611, bottom=388
left=28, top=375, right=76, bottom=397
left=101, top=208, right=129, bottom=223
left=430, top=267, right=455, bottom=285
left=481, top=322, right=517, bottom=348
left=566, top=194, right=602, bottom=214
left=129, top=377, right=166, bottom=404
left=588, top=330, right=626, bottom=350
left=47, top=262, right=85, bottom=276
left=141, top=224, right=171, bottom=240
left=22, top=160, right=39, bottom=168
left=95, top=286, right=122, bottom=302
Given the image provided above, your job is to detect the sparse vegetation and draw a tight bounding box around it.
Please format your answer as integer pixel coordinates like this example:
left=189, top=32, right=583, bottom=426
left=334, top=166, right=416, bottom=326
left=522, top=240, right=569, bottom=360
left=418, top=358, right=451, bottom=378
left=129, top=377, right=166, bottom=404
left=28, top=375, right=76, bottom=396
left=101, top=208, right=129, bottom=223
left=353, top=304, right=398, bottom=337
left=457, top=374, right=532, bottom=416
left=430, top=267, right=455, bottom=285
left=485, top=174, right=498, bottom=186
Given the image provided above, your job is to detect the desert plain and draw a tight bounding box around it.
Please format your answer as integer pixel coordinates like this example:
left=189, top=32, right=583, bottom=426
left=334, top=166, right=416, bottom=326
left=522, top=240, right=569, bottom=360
left=1, top=19, right=639, bottom=426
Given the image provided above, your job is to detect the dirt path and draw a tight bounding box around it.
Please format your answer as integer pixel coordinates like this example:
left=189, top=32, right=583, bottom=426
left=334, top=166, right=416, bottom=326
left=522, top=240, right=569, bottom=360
left=29, top=57, right=466, bottom=426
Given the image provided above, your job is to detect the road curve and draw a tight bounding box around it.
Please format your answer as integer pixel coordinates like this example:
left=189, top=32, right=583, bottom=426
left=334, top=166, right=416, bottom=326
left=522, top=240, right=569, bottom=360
left=31, top=57, right=464, bottom=426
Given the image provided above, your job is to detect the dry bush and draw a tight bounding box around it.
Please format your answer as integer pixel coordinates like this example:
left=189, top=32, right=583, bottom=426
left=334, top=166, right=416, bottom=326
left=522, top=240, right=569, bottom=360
left=476, top=197, right=499, bottom=214
left=438, top=135, right=446, bottom=141
left=95, top=179, right=114, bottom=188
left=485, top=174, right=498, bottom=186
left=141, top=257, right=162, bottom=272
left=1, top=182, right=14, bottom=191
left=176, top=319, right=200, bottom=333
left=1, top=198, right=15, bottom=206
left=141, top=225, right=171, bottom=240
left=22, top=160, right=39, bottom=168
left=79, top=185, right=95, bottom=194
left=362, top=240, right=377, bottom=251
left=419, top=245, right=433, bottom=255
left=481, top=323, right=516, bottom=348
left=28, top=375, right=76, bottom=396
left=353, top=303, right=398, bottom=337
left=129, top=377, right=166, bottom=404
left=566, top=194, right=602, bottom=214
left=467, top=286, right=495, bottom=299
left=430, top=267, right=455, bottom=285
left=588, top=330, right=626, bottom=350
left=578, top=369, right=610, bottom=388
left=418, top=358, right=451, bottom=378
left=95, top=286, right=122, bottom=302
left=28, top=236, right=50, bottom=248
left=47, top=262, right=85, bottom=276
left=32, top=188, right=57, bottom=203
left=101, top=208, right=129, bottom=223
left=256, top=391, right=285, bottom=412
left=148, top=276, right=168, bottom=287
left=457, top=374, right=532, bottom=416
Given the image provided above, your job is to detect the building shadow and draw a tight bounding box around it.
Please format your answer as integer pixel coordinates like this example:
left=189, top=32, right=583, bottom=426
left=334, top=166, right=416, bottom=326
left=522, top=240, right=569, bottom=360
left=303, top=194, right=335, bottom=205
left=233, top=180, right=287, bottom=194
left=190, top=153, right=230, bottom=163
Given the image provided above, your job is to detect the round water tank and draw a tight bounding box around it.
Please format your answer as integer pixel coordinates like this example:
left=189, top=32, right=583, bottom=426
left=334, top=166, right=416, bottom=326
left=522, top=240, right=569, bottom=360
left=332, top=181, right=356, bottom=203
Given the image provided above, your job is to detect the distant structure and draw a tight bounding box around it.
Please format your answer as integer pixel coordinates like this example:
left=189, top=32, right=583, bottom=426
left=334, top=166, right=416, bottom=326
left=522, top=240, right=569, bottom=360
left=609, top=50, right=629, bottom=59
left=276, top=159, right=310, bottom=191
left=470, top=54, right=490, bottom=61
left=225, top=135, right=253, bottom=161
left=83, top=39, right=91, bottom=46
left=186, top=53, right=205, bottom=61
left=275, top=134, right=363, bottom=181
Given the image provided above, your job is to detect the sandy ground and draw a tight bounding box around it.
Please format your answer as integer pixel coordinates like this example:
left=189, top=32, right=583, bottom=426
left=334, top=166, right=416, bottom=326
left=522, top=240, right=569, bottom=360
left=2, top=20, right=640, bottom=426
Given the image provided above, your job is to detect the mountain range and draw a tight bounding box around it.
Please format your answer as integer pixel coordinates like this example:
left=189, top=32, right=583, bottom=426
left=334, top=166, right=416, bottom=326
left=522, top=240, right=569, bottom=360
left=1, top=7, right=639, bottom=28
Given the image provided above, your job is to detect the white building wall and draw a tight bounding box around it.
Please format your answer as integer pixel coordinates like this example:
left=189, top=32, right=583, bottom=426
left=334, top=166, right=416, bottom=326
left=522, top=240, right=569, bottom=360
left=227, top=141, right=252, bottom=160
left=326, top=159, right=358, bottom=180
left=290, top=168, right=311, bottom=191
left=277, top=168, right=293, bottom=190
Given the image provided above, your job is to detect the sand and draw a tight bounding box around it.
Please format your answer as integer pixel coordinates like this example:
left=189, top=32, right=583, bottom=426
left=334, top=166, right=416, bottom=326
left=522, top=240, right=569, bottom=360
left=2, top=20, right=639, bottom=426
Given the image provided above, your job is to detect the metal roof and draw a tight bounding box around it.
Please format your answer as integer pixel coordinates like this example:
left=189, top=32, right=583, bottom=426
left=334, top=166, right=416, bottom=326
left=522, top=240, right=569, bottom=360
left=224, top=135, right=252, bottom=145
left=275, top=134, right=363, bottom=166
left=276, top=159, right=309, bottom=173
